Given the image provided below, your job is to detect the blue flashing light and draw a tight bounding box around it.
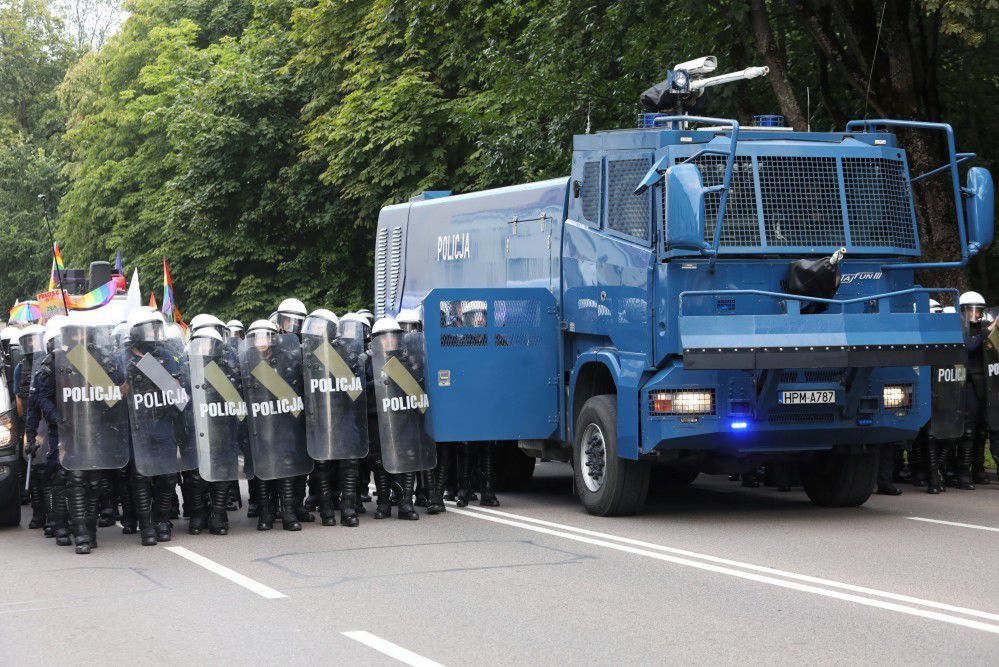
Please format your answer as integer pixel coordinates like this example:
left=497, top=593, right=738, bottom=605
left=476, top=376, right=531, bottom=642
left=730, top=420, right=749, bottom=430
left=857, top=418, right=873, bottom=426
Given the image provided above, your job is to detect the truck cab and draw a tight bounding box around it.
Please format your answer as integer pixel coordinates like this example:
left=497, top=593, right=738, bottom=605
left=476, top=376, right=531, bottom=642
left=375, top=102, right=994, bottom=516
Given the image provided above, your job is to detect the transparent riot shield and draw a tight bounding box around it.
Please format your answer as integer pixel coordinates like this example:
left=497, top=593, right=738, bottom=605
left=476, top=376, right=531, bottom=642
left=240, top=331, right=312, bottom=481
left=55, top=324, right=130, bottom=471
left=190, top=336, right=245, bottom=482
left=370, top=330, right=436, bottom=474
left=984, top=309, right=999, bottom=430
left=302, top=318, right=369, bottom=461
left=930, top=361, right=966, bottom=440
left=124, top=337, right=198, bottom=476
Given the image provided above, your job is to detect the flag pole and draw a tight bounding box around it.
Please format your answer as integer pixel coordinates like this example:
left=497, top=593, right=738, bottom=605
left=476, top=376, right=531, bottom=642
left=37, top=194, right=69, bottom=316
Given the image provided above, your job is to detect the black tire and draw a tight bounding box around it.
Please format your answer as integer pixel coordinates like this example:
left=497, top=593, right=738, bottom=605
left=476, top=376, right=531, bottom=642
left=0, top=464, right=20, bottom=527
left=573, top=395, right=650, bottom=516
left=802, top=449, right=877, bottom=507
left=494, top=444, right=536, bottom=492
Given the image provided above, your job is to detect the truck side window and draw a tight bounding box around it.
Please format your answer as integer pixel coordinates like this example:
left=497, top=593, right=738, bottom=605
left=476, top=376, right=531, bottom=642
left=580, top=160, right=601, bottom=224
left=607, top=158, right=652, bottom=240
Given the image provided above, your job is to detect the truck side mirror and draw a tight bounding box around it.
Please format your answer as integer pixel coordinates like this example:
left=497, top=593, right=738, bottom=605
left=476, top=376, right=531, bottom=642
left=664, top=163, right=710, bottom=252
left=965, top=166, right=994, bottom=252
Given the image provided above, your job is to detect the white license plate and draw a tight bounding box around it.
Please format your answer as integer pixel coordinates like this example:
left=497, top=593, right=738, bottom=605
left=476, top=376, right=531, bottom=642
left=779, top=390, right=836, bottom=405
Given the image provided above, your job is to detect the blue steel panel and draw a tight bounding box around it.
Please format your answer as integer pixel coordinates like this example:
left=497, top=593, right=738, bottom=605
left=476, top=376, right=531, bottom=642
left=424, top=288, right=560, bottom=442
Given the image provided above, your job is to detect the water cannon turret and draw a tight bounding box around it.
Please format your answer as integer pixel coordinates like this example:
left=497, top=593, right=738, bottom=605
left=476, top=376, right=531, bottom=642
left=640, top=56, right=770, bottom=115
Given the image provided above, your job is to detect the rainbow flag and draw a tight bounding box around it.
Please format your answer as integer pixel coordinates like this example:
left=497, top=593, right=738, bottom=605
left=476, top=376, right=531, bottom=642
left=66, top=280, right=117, bottom=311
left=9, top=300, right=41, bottom=323
left=47, top=243, right=66, bottom=290
left=161, top=259, right=175, bottom=318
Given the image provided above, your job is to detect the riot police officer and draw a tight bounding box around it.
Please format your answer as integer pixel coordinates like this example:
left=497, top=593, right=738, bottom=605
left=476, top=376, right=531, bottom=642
left=956, top=291, right=989, bottom=490
left=25, top=320, right=71, bottom=546
left=241, top=318, right=313, bottom=531
left=188, top=326, right=245, bottom=535
left=303, top=308, right=369, bottom=527
left=123, top=309, right=198, bottom=545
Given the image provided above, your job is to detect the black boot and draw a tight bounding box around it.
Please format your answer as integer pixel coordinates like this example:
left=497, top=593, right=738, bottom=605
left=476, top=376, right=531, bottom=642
left=247, top=476, right=259, bottom=518
left=427, top=445, right=450, bottom=515
left=131, top=472, right=158, bottom=546
left=226, top=481, right=240, bottom=512
left=972, top=430, right=990, bottom=484
left=252, top=478, right=273, bottom=530
left=51, top=468, right=71, bottom=546
left=28, top=467, right=45, bottom=529
left=910, top=438, right=927, bottom=487
left=479, top=444, right=500, bottom=507
left=358, top=460, right=372, bottom=502
left=153, top=476, right=175, bottom=541
left=952, top=437, right=976, bottom=490
left=183, top=471, right=208, bottom=535
left=315, top=461, right=336, bottom=526
left=925, top=438, right=944, bottom=494
left=97, top=472, right=116, bottom=527
left=373, top=465, right=392, bottom=519
left=208, top=483, right=229, bottom=535
left=397, top=473, right=419, bottom=520
left=294, top=475, right=314, bottom=523
left=278, top=477, right=301, bottom=531
left=117, top=468, right=137, bottom=534
left=84, top=478, right=100, bottom=550
left=338, top=461, right=360, bottom=527
left=66, top=472, right=92, bottom=555
left=415, top=470, right=432, bottom=507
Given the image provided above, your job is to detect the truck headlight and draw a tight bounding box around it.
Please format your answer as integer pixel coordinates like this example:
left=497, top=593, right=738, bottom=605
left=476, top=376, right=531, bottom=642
left=883, top=385, right=912, bottom=410
left=0, top=411, right=11, bottom=449
left=650, top=390, right=715, bottom=415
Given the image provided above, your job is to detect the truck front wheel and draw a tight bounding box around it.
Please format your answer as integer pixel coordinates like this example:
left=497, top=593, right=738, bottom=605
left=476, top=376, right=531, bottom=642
left=0, top=463, right=21, bottom=527
left=573, top=395, right=650, bottom=516
left=802, top=449, right=877, bottom=507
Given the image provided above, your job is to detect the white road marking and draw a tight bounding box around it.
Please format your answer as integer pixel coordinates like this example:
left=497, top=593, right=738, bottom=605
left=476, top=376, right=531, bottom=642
left=908, top=517, right=999, bottom=533
left=449, top=505, right=999, bottom=634
left=164, top=546, right=286, bottom=599
left=342, top=631, right=444, bottom=667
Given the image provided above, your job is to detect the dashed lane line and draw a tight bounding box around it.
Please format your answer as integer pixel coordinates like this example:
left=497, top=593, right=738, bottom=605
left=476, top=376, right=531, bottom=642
left=342, top=630, right=444, bottom=667
left=165, top=545, right=287, bottom=599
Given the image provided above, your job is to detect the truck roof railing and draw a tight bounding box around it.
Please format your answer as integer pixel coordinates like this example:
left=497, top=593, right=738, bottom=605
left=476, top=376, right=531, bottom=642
left=845, top=119, right=975, bottom=271
left=633, top=116, right=741, bottom=272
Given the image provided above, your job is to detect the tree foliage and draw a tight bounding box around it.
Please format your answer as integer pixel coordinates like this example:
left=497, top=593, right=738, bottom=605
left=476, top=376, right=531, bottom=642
left=0, top=0, right=997, bottom=318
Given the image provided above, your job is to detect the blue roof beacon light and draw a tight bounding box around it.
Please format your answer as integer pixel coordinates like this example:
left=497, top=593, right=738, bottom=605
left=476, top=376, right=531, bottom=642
left=753, top=114, right=784, bottom=127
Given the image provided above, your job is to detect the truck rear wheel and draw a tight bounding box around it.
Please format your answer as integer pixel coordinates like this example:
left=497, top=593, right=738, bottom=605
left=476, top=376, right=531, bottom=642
left=803, top=449, right=877, bottom=507
left=0, top=463, right=21, bottom=527
left=573, top=395, right=650, bottom=516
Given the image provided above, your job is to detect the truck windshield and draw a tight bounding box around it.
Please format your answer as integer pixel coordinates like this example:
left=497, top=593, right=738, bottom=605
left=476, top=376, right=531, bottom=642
left=672, top=151, right=919, bottom=256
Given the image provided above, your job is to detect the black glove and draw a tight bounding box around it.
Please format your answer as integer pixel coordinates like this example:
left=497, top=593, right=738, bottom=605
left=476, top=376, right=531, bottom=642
left=25, top=438, right=39, bottom=457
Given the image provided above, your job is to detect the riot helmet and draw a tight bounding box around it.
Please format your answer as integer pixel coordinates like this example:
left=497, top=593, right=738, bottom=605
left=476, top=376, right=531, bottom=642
left=371, top=318, right=401, bottom=351
left=460, top=301, right=488, bottom=328
left=190, top=313, right=227, bottom=338
left=960, top=291, right=986, bottom=325
left=338, top=313, right=367, bottom=341
left=396, top=308, right=422, bottom=333
left=246, top=319, right=279, bottom=352
left=189, top=327, right=224, bottom=357
left=18, top=324, right=45, bottom=356
left=127, top=309, right=166, bottom=347
left=276, top=298, right=307, bottom=335
left=303, top=309, right=338, bottom=339
left=226, top=319, right=245, bottom=340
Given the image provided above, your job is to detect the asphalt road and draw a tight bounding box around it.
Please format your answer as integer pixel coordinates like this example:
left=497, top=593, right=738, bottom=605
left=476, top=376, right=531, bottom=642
left=2, top=463, right=999, bottom=665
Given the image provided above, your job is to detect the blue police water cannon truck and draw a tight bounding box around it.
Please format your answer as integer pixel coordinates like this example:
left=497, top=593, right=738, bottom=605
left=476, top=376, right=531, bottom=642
left=373, top=57, right=996, bottom=516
